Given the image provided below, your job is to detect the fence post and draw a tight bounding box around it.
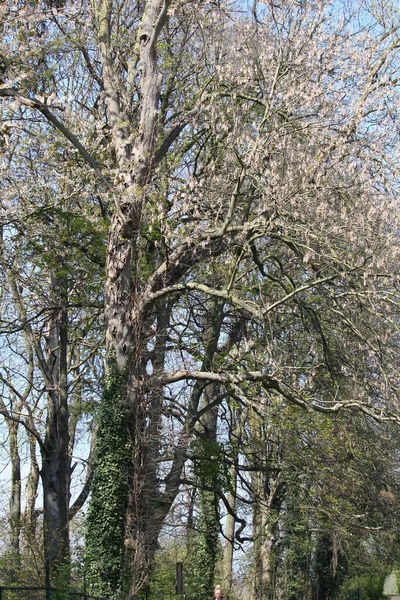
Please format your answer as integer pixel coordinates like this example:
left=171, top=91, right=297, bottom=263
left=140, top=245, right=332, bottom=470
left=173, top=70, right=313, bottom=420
left=176, top=562, right=183, bottom=595
left=45, top=557, right=51, bottom=600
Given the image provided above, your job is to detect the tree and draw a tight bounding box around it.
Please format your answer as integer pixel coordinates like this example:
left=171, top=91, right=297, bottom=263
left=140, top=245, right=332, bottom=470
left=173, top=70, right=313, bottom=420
left=271, top=409, right=400, bottom=600
left=0, top=116, right=105, bottom=577
left=1, top=0, right=400, bottom=596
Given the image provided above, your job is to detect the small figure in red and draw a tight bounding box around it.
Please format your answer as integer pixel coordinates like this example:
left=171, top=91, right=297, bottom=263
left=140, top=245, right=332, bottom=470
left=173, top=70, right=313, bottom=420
left=212, top=585, right=226, bottom=600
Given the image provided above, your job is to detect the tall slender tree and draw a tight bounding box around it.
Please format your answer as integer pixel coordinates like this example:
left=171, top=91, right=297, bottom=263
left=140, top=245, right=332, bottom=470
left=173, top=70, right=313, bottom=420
left=0, top=123, right=105, bottom=577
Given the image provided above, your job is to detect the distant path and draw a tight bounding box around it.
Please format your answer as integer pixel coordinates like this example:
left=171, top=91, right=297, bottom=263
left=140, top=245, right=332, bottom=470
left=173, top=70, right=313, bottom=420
left=384, top=572, right=399, bottom=596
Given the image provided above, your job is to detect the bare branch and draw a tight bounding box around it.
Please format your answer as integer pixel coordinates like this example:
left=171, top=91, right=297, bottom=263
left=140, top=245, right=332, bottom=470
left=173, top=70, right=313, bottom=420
left=0, top=87, right=112, bottom=189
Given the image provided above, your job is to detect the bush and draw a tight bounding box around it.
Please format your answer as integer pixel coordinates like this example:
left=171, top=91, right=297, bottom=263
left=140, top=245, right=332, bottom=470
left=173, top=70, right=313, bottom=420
left=343, top=573, right=387, bottom=600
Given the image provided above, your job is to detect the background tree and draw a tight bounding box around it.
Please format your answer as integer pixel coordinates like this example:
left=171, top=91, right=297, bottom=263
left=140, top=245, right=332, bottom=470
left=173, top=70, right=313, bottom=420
left=1, top=0, right=400, bottom=597
left=0, top=112, right=105, bottom=578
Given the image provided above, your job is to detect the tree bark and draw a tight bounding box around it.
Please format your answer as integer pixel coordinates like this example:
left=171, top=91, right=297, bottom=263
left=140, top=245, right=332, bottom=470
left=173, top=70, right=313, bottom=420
left=250, top=409, right=284, bottom=600
left=86, top=0, right=172, bottom=594
left=8, top=418, right=21, bottom=580
left=41, top=275, right=70, bottom=578
left=252, top=472, right=282, bottom=600
left=222, top=464, right=237, bottom=597
left=23, top=432, right=40, bottom=551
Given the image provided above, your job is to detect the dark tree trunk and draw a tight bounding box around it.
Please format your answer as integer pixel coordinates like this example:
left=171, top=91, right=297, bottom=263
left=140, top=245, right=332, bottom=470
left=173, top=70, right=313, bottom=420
left=251, top=410, right=284, bottom=600
left=23, top=432, right=39, bottom=550
left=9, top=419, right=21, bottom=581
left=41, top=277, right=70, bottom=579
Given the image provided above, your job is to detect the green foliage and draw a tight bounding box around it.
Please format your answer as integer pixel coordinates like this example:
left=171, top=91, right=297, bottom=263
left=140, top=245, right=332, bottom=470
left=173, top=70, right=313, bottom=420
left=52, top=563, right=73, bottom=599
left=147, top=544, right=186, bottom=600
left=312, top=532, right=348, bottom=600
left=273, top=405, right=400, bottom=600
left=344, top=573, right=387, bottom=600
left=359, top=574, right=387, bottom=600
left=85, top=360, right=134, bottom=597
left=0, top=551, right=22, bottom=585
left=190, top=438, right=232, bottom=494
left=282, top=500, right=313, bottom=600
left=186, top=489, right=220, bottom=600
left=184, top=437, right=226, bottom=600
left=395, top=570, right=400, bottom=594
left=26, top=203, right=107, bottom=299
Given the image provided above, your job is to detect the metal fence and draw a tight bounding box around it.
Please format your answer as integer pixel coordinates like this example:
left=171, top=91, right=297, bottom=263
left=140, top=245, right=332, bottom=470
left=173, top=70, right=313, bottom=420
left=0, top=560, right=110, bottom=600
left=0, top=587, right=110, bottom=600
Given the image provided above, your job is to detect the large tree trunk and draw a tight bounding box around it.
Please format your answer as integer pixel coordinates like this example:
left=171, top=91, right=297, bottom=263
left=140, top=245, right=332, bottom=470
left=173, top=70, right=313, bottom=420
left=252, top=471, right=283, bottom=600
left=41, top=278, right=71, bottom=578
left=8, top=419, right=21, bottom=581
left=41, top=449, right=69, bottom=574
left=222, top=403, right=244, bottom=599
left=23, top=432, right=39, bottom=551
left=189, top=384, right=221, bottom=600
left=127, top=299, right=225, bottom=597
left=126, top=303, right=170, bottom=596
left=250, top=409, right=284, bottom=600
left=187, top=300, right=225, bottom=600
left=6, top=265, right=72, bottom=577
left=222, top=464, right=237, bottom=597
left=86, top=1, right=170, bottom=594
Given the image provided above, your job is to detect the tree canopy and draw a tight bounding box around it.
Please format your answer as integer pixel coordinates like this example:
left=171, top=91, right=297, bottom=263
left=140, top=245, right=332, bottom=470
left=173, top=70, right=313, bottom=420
left=1, top=0, right=400, bottom=598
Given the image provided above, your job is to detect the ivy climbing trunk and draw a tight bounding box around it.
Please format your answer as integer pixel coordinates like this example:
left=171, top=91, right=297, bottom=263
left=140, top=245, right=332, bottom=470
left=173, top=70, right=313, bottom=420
left=85, top=364, right=133, bottom=595
left=250, top=409, right=284, bottom=600
left=190, top=400, right=220, bottom=600
left=86, top=0, right=170, bottom=594
left=125, top=303, right=172, bottom=596
left=252, top=476, right=281, bottom=600
left=189, top=300, right=225, bottom=600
